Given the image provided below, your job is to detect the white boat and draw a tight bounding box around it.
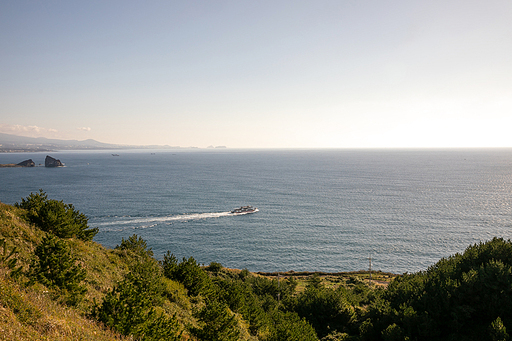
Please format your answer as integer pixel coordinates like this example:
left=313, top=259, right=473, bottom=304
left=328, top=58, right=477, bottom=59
left=230, top=206, right=259, bottom=214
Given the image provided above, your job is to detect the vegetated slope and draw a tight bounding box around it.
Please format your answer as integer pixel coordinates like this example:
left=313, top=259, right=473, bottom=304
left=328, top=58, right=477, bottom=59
left=0, top=202, right=128, bottom=340
left=1, top=193, right=512, bottom=341
left=0, top=198, right=190, bottom=340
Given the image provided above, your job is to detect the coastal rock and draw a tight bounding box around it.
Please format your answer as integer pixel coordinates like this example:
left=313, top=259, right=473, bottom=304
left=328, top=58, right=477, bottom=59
left=45, top=155, right=64, bottom=167
left=17, top=159, right=35, bottom=167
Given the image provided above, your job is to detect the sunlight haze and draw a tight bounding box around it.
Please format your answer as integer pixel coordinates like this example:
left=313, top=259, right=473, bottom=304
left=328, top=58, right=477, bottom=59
left=1, top=1, right=511, bottom=148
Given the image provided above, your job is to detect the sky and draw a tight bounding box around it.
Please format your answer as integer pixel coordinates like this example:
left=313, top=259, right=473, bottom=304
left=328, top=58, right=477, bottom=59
left=1, top=1, right=511, bottom=148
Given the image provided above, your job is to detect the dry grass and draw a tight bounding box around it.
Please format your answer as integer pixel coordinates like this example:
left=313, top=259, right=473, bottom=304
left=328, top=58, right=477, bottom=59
left=0, top=202, right=131, bottom=340
left=0, top=269, right=127, bottom=341
left=0, top=203, right=44, bottom=267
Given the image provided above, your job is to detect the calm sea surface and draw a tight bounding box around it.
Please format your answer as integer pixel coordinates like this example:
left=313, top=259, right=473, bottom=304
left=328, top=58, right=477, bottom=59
left=1, top=149, right=511, bottom=274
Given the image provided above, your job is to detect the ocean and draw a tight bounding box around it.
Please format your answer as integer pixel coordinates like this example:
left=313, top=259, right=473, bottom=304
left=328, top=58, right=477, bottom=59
left=1, top=148, right=511, bottom=274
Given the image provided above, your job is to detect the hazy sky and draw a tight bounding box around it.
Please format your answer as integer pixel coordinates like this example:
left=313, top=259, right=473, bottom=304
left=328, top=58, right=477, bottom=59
left=1, top=1, right=511, bottom=148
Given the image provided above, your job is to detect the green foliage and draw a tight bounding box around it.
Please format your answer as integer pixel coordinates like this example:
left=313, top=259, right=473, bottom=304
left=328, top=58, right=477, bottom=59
left=94, top=273, right=151, bottom=335
left=138, top=310, right=182, bottom=341
left=307, top=273, right=323, bottom=290
left=342, top=279, right=377, bottom=307
left=162, top=252, right=213, bottom=297
left=381, top=323, right=409, bottom=341
left=247, top=275, right=280, bottom=299
left=206, top=261, right=223, bottom=273
left=16, top=189, right=98, bottom=241
left=30, top=234, right=87, bottom=304
left=367, top=237, right=512, bottom=340
left=214, top=277, right=271, bottom=337
left=116, top=234, right=154, bottom=258
left=490, top=317, right=509, bottom=341
left=320, top=331, right=350, bottom=341
left=94, top=274, right=181, bottom=340
left=191, top=298, right=241, bottom=341
left=239, top=268, right=250, bottom=280
left=290, top=285, right=356, bottom=338
left=285, top=276, right=299, bottom=296
left=268, top=310, right=318, bottom=341
left=94, top=242, right=181, bottom=340
left=359, top=318, right=377, bottom=341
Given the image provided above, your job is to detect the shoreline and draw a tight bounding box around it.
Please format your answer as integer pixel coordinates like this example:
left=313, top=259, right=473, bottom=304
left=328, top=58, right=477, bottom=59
left=256, top=269, right=398, bottom=277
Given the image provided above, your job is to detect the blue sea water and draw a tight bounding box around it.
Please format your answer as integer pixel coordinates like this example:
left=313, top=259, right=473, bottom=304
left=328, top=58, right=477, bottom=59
left=1, top=149, right=512, bottom=274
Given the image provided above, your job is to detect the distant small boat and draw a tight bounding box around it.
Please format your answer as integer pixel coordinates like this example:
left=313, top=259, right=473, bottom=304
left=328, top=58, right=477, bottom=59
left=230, top=206, right=259, bottom=214
left=112, top=154, right=119, bottom=156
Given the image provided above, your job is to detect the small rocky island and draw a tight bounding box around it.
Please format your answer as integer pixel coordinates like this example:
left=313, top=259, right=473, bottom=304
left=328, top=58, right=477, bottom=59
left=45, top=155, right=64, bottom=167
left=0, top=155, right=64, bottom=167
left=0, top=159, right=36, bottom=167
left=17, top=159, right=35, bottom=167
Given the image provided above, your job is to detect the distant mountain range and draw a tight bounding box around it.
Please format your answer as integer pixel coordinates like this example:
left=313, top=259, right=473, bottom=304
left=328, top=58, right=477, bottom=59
left=0, top=133, right=186, bottom=152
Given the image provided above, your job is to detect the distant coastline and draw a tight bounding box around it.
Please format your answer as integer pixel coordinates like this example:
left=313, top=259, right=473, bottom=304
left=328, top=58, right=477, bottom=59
left=0, top=132, right=223, bottom=153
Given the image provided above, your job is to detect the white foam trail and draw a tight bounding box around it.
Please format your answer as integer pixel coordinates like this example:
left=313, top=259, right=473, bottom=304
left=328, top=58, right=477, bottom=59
left=95, top=211, right=238, bottom=226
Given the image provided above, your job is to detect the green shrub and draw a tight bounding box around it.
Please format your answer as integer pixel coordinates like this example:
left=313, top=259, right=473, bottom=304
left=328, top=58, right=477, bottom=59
left=216, top=277, right=272, bottom=337
left=116, top=234, right=154, bottom=258
left=382, top=323, right=409, bottom=341
left=30, top=234, right=87, bottom=304
left=94, top=237, right=181, bottom=340
left=366, top=237, right=512, bottom=340
left=94, top=271, right=155, bottom=336
left=490, top=317, right=509, bottom=341
left=162, top=252, right=213, bottom=297
left=268, top=310, right=318, bottom=341
left=291, top=285, right=355, bottom=338
left=191, top=299, right=241, bottom=341
left=94, top=264, right=181, bottom=340
left=206, top=261, right=223, bottom=274
left=239, top=268, right=250, bottom=281
left=138, top=310, right=182, bottom=341
left=16, top=189, right=98, bottom=241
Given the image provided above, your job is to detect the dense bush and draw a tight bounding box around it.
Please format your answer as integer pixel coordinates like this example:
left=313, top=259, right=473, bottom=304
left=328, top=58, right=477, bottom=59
left=16, top=190, right=98, bottom=241
left=94, top=239, right=181, bottom=340
left=30, top=234, right=87, bottom=304
left=268, top=310, right=318, bottom=341
left=363, top=237, right=512, bottom=341
left=116, top=234, right=154, bottom=258
left=289, top=284, right=356, bottom=338
left=162, top=252, right=213, bottom=297
left=206, top=261, right=223, bottom=274
left=191, top=298, right=241, bottom=341
left=214, top=277, right=271, bottom=337
left=94, top=267, right=181, bottom=340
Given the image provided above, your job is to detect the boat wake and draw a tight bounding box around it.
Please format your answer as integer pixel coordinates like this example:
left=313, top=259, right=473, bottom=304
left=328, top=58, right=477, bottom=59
left=93, top=209, right=261, bottom=232
left=95, top=212, right=232, bottom=227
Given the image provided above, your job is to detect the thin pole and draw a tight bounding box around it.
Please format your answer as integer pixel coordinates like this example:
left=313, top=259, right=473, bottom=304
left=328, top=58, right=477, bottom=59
left=368, top=254, right=372, bottom=283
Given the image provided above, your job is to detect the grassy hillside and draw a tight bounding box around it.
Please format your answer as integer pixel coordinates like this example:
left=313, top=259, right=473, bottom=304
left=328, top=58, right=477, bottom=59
left=0, top=199, right=193, bottom=340
left=2, top=193, right=512, bottom=341
left=0, top=202, right=127, bottom=340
